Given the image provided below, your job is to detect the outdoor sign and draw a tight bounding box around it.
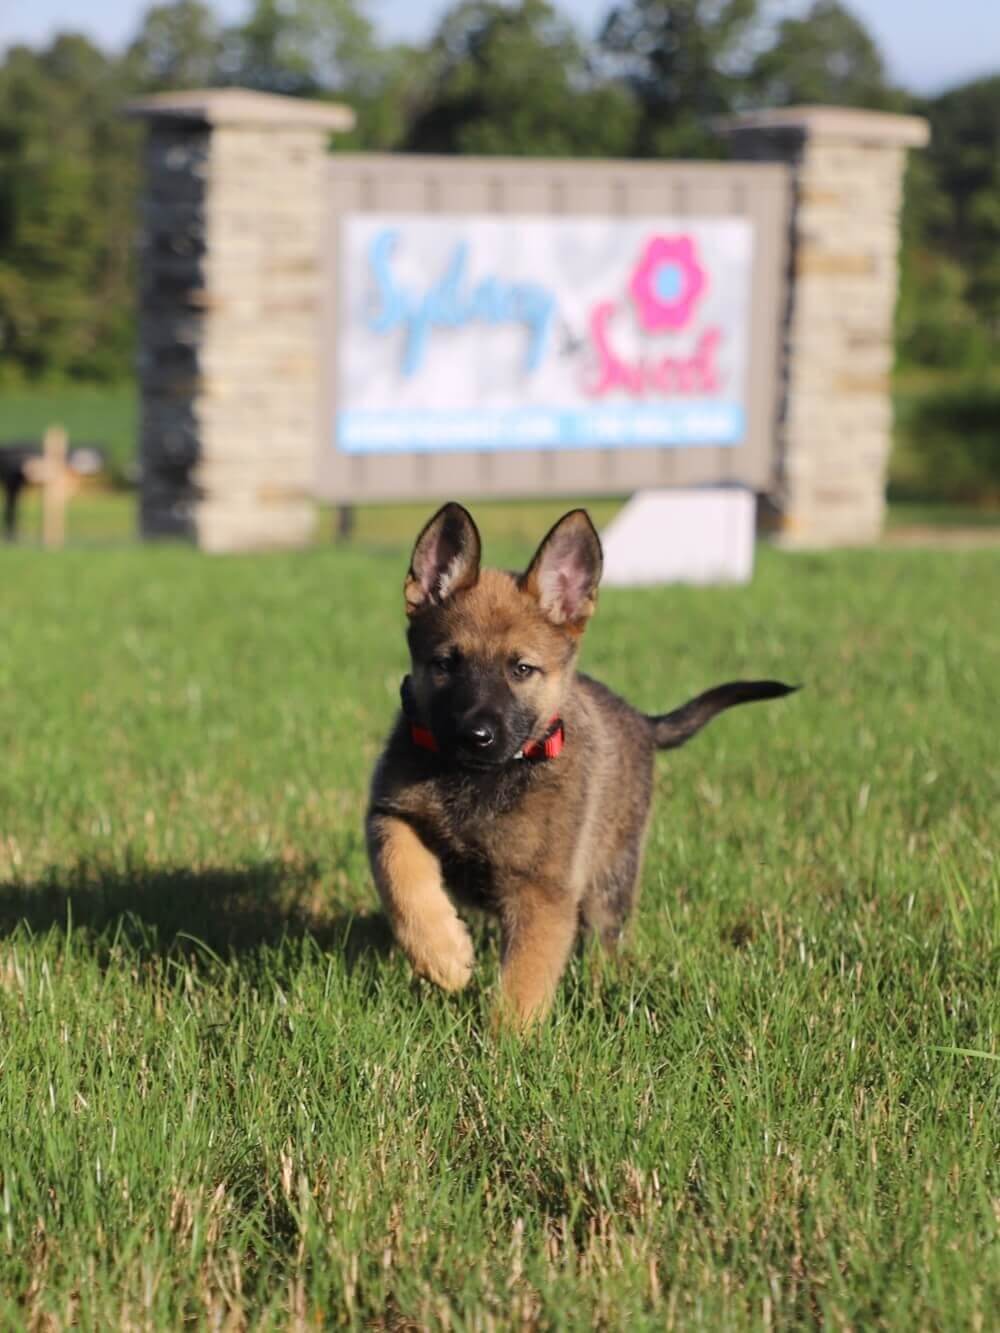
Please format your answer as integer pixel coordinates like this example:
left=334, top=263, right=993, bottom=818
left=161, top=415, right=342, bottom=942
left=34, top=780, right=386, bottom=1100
left=337, top=215, right=753, bottom=455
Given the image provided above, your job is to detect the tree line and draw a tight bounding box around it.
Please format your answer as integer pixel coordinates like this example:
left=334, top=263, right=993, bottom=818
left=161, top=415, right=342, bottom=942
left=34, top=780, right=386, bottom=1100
left=0, top=0, right=997, bottom=383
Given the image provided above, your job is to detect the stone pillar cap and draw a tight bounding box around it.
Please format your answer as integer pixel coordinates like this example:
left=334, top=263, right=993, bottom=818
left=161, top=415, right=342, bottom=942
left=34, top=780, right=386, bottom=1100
left=126, top=87, right=355, bottom=133
left=718, top=104, right=929, bottom=148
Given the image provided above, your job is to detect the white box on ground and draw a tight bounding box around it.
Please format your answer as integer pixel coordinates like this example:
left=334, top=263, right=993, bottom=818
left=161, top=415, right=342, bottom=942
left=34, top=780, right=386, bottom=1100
left=601, top=488, right=756, bottom=586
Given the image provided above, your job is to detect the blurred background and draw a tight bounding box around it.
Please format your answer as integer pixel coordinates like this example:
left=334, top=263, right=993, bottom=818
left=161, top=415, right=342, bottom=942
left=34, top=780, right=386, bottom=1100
left=1, top=0, right=998, bottom=539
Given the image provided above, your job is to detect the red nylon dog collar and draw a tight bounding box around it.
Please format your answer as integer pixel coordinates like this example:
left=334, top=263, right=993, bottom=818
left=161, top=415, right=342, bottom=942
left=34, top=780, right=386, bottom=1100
left=521, top=717, right=565, bottom=761
left=410, top=716, right=564, bottom=762
left=409, top=723, right=439, bottom=753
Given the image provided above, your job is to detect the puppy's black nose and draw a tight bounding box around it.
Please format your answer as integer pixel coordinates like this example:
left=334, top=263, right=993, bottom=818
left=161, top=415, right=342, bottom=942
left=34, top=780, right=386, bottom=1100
left=459, top=713, right=499, bottom=750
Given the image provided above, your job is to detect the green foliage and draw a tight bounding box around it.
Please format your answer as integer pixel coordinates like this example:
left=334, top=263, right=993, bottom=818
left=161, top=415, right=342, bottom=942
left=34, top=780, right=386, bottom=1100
left=891, top=378, right=1000, bottom=504
left=921, top=75, right=1000, bottom=344
left=405, top=0, right=638, bottom=156
left=893, top=80, right=1000, bottom=374
left=124, top=0, right=224, bottom=91
left=0, top=540, right=997, bottom=1325
left=600, top=0, right=760, bottom=157
left=895, top=247, right=989, bottom=372
left=335, top=44, right=434, bottom=151
left=748, top=0, right=904, bottom=110
left=0, top=37, right=138, bottom=382
left=217, top=0, right=318, bottom=94
left=896, top=154, right=976, bottom=371
left=220, top=0, right=384, bottom=99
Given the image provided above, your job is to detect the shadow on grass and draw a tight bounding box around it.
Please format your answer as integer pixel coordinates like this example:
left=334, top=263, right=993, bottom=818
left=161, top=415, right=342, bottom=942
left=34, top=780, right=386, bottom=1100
left=0, top=860, right=394, bottom=968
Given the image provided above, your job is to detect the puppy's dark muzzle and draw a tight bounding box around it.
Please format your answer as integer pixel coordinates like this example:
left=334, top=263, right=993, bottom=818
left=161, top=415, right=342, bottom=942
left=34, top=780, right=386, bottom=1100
left=456, top=710, right=504, bottom=759
left=422, top=674, right=531, bottom=768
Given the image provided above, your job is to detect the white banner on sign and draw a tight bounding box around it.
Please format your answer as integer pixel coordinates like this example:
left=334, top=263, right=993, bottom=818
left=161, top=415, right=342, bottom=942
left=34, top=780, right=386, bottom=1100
left=337, top=215, right=753, bottom=455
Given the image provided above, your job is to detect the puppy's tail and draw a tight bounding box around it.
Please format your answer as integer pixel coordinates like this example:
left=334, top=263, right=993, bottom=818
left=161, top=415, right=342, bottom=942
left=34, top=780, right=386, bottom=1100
left=649, top=680, right=799, bottom=751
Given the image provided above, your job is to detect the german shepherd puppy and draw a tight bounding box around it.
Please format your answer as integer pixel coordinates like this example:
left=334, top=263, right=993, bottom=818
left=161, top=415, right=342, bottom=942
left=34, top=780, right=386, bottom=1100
left=367, top=503, right=795, bottom=1029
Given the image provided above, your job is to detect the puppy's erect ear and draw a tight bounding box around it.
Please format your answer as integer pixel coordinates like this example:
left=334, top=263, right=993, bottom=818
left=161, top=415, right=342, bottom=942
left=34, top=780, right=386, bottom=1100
left=520, top=509, right=603, bottom=632
left=405, top=502, right=482, bottom=617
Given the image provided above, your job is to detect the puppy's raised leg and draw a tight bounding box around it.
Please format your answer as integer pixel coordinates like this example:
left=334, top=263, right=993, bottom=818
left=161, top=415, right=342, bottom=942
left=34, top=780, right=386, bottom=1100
left=497, top=886, right=579, bottom=1029
left=367, top=815, right=474, bottom=992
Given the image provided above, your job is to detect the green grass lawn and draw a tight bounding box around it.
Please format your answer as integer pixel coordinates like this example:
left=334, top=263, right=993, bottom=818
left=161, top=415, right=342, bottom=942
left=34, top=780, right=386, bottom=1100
left=6, top=489, right=998, bottom=555
left=1, top=535, right=997, bottom=1329
left=0, top=382, right=137, bottom=481
left=885, top=501, right=1000, bottom=529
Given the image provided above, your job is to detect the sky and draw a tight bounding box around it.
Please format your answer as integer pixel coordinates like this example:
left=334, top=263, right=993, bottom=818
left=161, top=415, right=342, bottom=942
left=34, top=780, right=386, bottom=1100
left=0, top=0, right=997, bottom=96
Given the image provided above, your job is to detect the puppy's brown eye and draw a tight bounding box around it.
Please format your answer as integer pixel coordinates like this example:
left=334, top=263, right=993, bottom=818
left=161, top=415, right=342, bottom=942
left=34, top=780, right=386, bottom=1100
left=512, top=661, right=537, bottom=681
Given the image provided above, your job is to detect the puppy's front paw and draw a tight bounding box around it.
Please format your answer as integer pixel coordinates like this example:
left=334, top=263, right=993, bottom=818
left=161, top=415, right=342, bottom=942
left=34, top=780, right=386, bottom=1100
left=491, top=992, right=546, bottom=1035
left=407, top=911, right=474, bottom=992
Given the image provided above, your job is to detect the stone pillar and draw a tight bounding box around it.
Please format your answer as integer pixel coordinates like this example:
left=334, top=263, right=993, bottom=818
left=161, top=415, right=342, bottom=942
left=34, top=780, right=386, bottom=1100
left=128, top=89, right=354, bottom=551
left=721, top=107, right=929, bottom=547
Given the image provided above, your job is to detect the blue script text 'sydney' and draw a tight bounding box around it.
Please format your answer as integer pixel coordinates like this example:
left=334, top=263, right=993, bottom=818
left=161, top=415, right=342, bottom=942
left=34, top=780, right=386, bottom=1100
left=365, top=230, right=557, bottom=377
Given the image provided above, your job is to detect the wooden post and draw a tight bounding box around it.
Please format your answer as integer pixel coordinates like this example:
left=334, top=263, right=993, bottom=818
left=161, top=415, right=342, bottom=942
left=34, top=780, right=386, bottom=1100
left=42, top=425, right=69, bottom=550
left=335, top=504, right=356, bottom=543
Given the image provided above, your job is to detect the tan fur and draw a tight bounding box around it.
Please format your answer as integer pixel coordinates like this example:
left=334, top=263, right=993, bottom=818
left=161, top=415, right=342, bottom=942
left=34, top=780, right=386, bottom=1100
left=405, top=570, right=571, bottom=737
left=367, top=504, right=793, bottom=1030
left=368, top=814, right=474, bottom=992
left=368, top=505, right=652, bottom=1030
left=496, top=885, right=580, bottom=1029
